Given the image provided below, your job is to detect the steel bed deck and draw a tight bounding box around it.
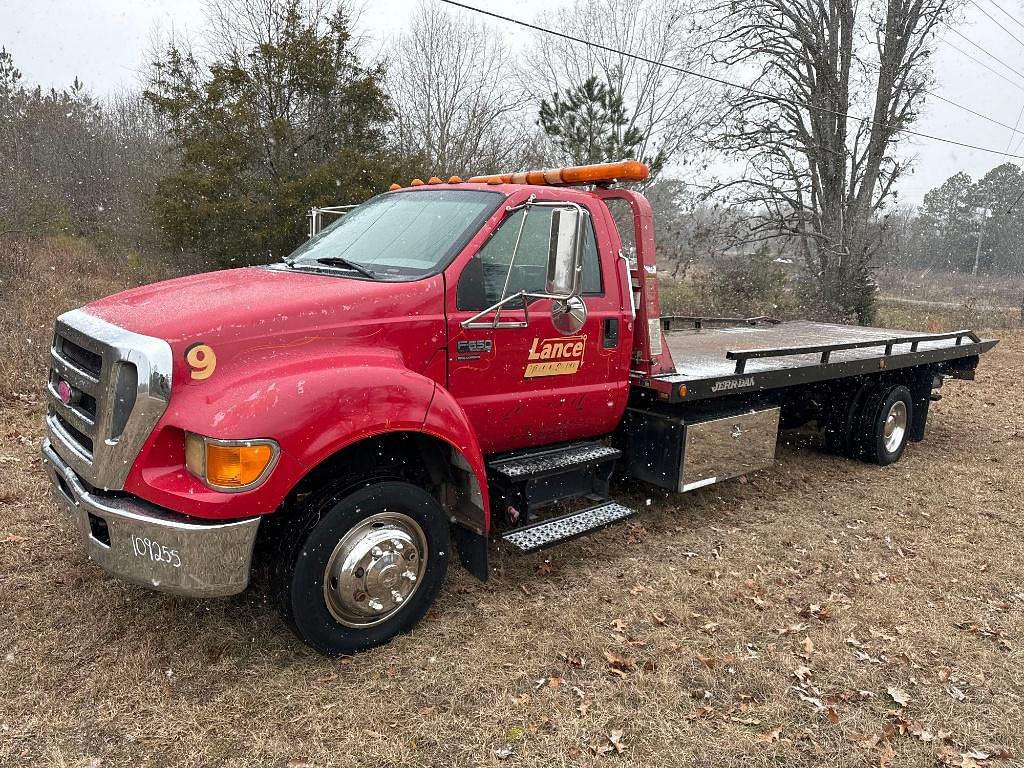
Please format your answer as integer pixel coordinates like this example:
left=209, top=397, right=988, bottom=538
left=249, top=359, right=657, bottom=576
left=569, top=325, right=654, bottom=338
left=637, top=320, right=998, bottom=403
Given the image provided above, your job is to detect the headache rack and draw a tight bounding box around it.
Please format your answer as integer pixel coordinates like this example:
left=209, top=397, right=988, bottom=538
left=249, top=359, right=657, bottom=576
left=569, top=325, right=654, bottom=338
left=726, top=329, right=982, bottom=374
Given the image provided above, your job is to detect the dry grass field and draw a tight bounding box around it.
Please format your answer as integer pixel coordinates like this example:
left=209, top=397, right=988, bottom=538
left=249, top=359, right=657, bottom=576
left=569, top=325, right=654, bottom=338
left=1, top=239, right=1022, bottom=767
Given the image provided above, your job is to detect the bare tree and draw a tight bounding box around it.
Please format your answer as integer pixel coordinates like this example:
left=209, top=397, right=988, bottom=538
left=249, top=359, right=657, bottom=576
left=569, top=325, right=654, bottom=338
left=387, top=1, right=533, bottom=177
left=709, top=0, right=954, bottom=322
left=521, top=0, right=719, bottom=174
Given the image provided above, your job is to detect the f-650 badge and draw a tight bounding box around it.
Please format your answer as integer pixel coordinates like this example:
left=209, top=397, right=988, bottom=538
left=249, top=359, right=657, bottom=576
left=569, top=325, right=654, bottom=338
left=711, top=376, right=755, bottom=392
left=525, top=335, right=586, bottom=378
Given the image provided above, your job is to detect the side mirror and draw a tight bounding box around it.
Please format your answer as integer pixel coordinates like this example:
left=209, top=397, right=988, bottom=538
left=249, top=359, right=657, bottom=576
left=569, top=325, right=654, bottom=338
left=551, top=295, right=588, bottom=336
left=545, top=207, right=582, bottom=296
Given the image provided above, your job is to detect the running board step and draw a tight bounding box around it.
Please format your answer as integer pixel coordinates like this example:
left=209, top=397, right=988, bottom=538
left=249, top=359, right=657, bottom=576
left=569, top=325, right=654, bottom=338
left=501, top=501, right=636, bottom=554
left=489, top=442, right=621, bottom=480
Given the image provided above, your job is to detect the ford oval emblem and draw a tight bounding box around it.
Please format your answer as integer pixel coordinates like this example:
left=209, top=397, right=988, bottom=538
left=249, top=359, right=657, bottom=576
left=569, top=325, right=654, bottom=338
left=57, top=379, right=74, bottom=405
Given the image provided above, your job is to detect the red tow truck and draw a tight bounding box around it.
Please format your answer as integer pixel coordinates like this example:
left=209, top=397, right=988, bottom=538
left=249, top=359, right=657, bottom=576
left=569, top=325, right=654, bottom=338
left=41, top=160, right=997, bottom=654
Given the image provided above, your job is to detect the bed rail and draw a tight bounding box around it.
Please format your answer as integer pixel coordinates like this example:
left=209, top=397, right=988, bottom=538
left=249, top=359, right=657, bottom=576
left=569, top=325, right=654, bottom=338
left=726, top=329, right=981, bottom=374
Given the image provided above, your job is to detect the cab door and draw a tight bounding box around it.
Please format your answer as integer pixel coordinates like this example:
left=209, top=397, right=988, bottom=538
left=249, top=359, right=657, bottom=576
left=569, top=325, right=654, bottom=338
left=445, top=197, right=630, bottom=455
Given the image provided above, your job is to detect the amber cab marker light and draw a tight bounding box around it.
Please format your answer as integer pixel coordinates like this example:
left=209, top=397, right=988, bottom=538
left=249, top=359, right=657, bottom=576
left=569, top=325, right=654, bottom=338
left=388, top=183, right=402, bottom=191
left=427, top=176, right=442, bottom=184
left=410, top=178, right=425, bottom=186
left=448, top=175, right=463, bottom=183
left=185, top=433, right=278, bottom=491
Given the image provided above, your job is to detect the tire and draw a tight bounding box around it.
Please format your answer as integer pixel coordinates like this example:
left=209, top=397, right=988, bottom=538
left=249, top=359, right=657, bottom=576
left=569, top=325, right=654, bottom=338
left=272, top=480, right=450, bottom=655
left=856, top=383, right=914, bottom=465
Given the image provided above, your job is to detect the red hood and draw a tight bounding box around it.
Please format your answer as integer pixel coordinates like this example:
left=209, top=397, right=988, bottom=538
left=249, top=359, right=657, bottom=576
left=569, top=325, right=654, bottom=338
left=83, top=266, right=443, bottom=346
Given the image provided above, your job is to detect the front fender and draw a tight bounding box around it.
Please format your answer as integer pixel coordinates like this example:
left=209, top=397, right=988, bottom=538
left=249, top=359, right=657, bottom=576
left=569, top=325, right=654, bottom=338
left=124, top=348, right=440, bottom=519
left=423, top=383, right=490, bottom=533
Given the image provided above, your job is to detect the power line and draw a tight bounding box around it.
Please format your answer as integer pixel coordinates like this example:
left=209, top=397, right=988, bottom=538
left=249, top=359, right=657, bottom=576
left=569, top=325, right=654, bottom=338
left=968, top=0, right=1024, bottom=52
left=939, top=38, right=1024, bottom=92
left=862, top=56, right=1024, bottom=136
left=982, top=0, right=1024, bottom=35
left=938, top=20, right=1024, bottom=85
left=441, top=0, right=1024, bottom=161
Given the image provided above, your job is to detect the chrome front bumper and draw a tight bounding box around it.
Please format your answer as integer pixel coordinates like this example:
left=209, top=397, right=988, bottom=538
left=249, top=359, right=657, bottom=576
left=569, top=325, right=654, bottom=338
left=41, top=439, right=260, bottom=597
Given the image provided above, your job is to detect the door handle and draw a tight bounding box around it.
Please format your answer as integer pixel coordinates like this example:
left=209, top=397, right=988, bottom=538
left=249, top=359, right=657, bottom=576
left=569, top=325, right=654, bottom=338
left=603, top=318, right=620, bottom=348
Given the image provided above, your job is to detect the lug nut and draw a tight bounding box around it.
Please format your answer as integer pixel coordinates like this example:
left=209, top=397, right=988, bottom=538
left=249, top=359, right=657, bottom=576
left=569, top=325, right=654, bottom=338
left=368, top=599, right=384, bottom=611
left=392, top=540, right=404, bottom=551
left=403, top=570, right=417, bottom=582
left=391, top=590, right=404, bottom=604
left=371, top=546, right=383, bottom=559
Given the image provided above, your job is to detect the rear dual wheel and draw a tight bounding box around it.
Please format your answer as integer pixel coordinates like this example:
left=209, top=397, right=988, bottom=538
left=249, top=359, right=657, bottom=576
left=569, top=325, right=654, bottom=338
left=857, top=384, right=913, bottom=465
left=824, top=381, right=914, bottom=465
left=272, top=480, right=450, bottom=655
left=851, top=382, right=917, bottom=466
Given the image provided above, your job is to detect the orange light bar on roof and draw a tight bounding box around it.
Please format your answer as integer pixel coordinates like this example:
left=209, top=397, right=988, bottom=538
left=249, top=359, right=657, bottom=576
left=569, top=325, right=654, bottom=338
left=467, top=160, right=649, bottom=187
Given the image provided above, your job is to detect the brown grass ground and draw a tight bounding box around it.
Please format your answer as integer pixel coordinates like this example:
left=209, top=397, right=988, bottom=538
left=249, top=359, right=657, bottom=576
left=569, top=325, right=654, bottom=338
left=1, top=241, right=1022, bottom=767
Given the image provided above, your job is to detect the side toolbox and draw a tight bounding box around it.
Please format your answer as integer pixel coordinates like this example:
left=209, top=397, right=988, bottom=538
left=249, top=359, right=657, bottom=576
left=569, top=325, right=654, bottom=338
left=620, top=406, right=780, bottom=492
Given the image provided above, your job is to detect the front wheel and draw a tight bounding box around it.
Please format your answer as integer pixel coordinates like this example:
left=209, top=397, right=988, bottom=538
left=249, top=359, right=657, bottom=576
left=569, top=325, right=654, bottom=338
left=857, top=384, right=914, bottom=465
left=272, top=480, right=450, bottom=655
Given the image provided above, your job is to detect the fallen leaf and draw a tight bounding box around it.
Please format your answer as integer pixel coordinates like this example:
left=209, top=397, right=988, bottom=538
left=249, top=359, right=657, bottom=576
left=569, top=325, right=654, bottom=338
left=651, top=613, right=666, bottom=625
left=1, top=534, right=27, bottom=545
left=608, top=729, right=626, bottom=754
left=879, top=741, right=896, bottom=768
left=730, top=716, right=761, bottom=726
left=493, top=743, right=515, bottom=760
left=696, top=653, right=718, bottom=669
left=547, top=676, right=564, bottom=689
left=577, top=699, right=591, bottom=716
left=757, top=725, right=783, bottom=744
left=687, top=706, right=714, bottom=720
left=946, top=685, right=967, bottom=702
left=795, top=690, right=825, bottom=711
left=793, top=665, right=813, bottom=683
left=611, top=619, right=627, bottom=632
left=846, top=730, right=881, bottom=749
left=417, top=706, right=435, bottom=716
left=824, top=706, right=839, bottom=724
left=800, top=636, right=814, bottom=658
left=887, top=686, right=911, bottom=707
left=604, top=650, right=637, bottom=677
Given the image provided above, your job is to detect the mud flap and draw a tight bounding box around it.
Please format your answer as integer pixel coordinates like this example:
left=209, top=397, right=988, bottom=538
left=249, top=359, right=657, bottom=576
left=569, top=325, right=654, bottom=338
left=452, top=525, right=489, bottom=582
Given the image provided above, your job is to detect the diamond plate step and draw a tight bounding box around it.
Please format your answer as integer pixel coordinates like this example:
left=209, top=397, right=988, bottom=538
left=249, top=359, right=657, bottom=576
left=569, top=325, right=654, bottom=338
left=489, top=442, right=621, bottom=480
left=501, top=501, right=636, bottom=553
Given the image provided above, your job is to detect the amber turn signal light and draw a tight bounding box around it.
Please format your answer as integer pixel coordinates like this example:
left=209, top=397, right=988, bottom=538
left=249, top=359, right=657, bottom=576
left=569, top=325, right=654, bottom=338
left=185, top=433, right=278, bottom=491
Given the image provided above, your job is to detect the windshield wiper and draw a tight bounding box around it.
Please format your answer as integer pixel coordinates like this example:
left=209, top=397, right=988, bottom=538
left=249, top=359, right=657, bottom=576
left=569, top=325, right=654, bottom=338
left=313, top=256, right=378, bottom=279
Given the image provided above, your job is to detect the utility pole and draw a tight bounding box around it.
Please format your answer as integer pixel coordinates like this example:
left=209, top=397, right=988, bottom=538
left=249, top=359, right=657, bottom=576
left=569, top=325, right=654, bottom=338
left=973, top=206, right=988, bottom=276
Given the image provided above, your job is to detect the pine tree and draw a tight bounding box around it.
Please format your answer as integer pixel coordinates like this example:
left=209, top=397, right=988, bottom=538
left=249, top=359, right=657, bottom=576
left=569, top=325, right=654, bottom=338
left=538, top=76, right=661, bottom=173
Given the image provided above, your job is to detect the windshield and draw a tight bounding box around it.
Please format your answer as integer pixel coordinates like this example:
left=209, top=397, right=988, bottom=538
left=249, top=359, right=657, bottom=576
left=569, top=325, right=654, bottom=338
left=286, top=189, right=503, bottom=280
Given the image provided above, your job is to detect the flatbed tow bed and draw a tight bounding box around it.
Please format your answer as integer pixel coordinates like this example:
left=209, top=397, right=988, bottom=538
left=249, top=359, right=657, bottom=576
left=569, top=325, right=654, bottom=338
left=634, top=318, right=998, bottom=403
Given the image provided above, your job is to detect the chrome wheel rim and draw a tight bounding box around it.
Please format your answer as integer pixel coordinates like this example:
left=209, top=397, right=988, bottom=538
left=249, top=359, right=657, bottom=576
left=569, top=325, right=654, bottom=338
left=323, top=512, right=428, bottom=628
left=883, top=400, right=908, bottom=453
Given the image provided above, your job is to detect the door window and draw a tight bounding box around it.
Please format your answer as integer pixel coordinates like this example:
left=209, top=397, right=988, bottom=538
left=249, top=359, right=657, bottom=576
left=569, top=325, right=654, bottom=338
left=458, top=206, right=602, bottom=310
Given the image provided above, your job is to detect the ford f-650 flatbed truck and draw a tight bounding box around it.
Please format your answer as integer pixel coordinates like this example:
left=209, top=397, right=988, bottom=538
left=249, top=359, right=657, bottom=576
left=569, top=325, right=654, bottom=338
left=40, top=160, right=997, bottom=655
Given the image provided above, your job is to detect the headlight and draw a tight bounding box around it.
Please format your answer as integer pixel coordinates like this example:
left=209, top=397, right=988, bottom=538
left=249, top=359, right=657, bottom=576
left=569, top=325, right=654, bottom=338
left=185, top=433, right=279, bottom=491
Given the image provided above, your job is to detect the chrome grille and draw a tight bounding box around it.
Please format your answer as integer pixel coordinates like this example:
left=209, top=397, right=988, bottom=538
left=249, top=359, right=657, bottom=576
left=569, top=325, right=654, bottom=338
left=45, top=310, right=173, bottom=490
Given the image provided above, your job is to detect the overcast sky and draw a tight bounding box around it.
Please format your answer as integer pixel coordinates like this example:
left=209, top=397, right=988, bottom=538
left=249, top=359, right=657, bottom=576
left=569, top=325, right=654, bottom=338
left=2, top=0, right=1024, bottom=206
